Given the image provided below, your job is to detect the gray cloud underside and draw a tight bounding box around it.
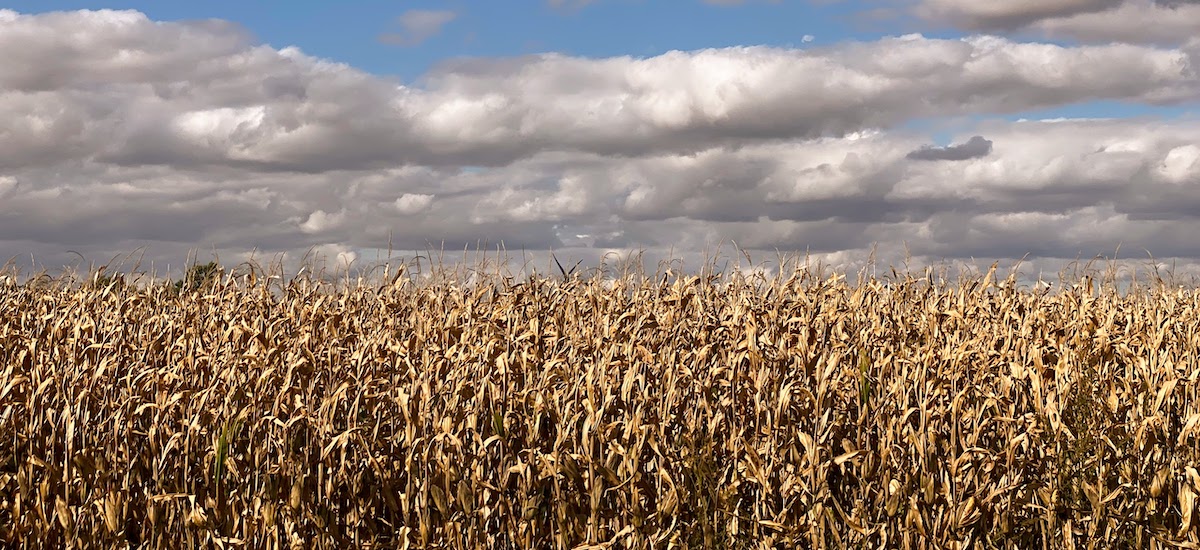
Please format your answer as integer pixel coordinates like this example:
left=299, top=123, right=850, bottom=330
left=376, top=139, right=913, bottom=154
left=1, top=9, right=1199, bottom=283
left=918, top=0, right=1200, bottom=45
left=1031, top=0, right=1200, bottom=45
left=917, top=0, right=1125, bottom=31
left=5, top=117, right=1199, bottom=278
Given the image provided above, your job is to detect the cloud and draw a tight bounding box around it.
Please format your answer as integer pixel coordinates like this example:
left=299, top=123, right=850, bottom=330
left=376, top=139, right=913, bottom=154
left=300, top=209, right=346, bottom=234
left=378, top=9, right=457, bottom=46
left=907, top=135, right=994, bottom=161
left=394, top=193, right=435, bottom=214
left=1030, top=0, right=1200, bottom=45
left=3, top=9, right=1200, bottom=282
left=5, top=116, right=1200, bottom=282
left=915, top=0, right=1200, bottom=45
left=916, top=0, right=1124, bottom=31
left=0, top=175, right=17, bottom=199
left=4, top=10, right=1194, bottom=175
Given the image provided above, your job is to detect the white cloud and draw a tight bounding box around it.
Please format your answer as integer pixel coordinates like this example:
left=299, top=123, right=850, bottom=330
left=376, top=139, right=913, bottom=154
left=307, top=243, right=358, bottom=269
left=405, top=36, right=1194, bottom=162
left=3, top=10, right=1195, bottom=173
left=1159, top=144, right=1200, bottom=183
left=394, top=193, right=435, bottom=214
left=379, top=9, right=457, bottom=47
left=1, top=9, right=1200, bottom=281
left=0, top=175, right=17, bottom=199
left=300, top=209, right=346, bottom=234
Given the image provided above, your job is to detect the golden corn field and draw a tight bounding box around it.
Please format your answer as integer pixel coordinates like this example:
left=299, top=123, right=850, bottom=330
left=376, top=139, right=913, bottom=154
left=2, top=258, right=1199, bottom=549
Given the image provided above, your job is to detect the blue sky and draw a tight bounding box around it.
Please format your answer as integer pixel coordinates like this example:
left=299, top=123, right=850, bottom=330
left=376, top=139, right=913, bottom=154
left=0, top=1, right=1198, bottom=283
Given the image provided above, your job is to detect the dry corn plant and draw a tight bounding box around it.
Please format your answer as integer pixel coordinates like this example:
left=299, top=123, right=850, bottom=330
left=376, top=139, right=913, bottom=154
left=0, top=248, right=1198, bottom=549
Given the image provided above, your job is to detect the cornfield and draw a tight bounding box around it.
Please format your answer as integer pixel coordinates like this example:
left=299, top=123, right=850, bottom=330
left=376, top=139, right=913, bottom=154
left=1, top=257, right=1199, bottom=549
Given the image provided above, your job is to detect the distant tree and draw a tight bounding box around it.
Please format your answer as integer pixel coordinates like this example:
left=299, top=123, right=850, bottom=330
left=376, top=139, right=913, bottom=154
left=173, top=261, right=222, bottom=294
left=92, top=272, right=127, bottom=291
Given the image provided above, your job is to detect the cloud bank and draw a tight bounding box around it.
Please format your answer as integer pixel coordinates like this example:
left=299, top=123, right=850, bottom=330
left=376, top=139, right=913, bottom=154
left=1, top=8, right=1198, bottom=284
left=917, top=0, right=1200, bottom=46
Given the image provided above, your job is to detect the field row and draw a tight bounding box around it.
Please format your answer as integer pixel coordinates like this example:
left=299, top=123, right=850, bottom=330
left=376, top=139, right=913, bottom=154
left=1, top=267, right=1198, bottom=548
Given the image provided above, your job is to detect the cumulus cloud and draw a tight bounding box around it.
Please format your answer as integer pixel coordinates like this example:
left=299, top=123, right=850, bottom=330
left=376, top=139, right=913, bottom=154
left=4, top=10, right=1195, bottom=175
left=1031, top=0, right=1200, bottom=45
left=907, top=135, right=994, bottom=161
left=0, top=175, right=18, bottom=199
left=406, top=35, right=1194, bottom=162
left=378, top=9, right=457, bottom=46
left=1159, top=143, right=1200, bottom=183
left=916, top=0, right=1200, bottom=46
left=3, top=9, right=1200, bottom=283
left=916, top=0, right=1124, bottom=31
left=394, top=193, right=435, bottom=214
left=299, top=209, right=346, bottom=234
left=5, top=117, right=1200, bottom=283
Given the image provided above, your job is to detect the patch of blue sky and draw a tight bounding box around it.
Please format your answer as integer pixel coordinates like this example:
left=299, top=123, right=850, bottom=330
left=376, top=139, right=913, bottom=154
left=901, top=102, right=1197, bottom=145
left=5, top=1, right=848, bottom=81
left=1002, top=101, right=1198, bottom=123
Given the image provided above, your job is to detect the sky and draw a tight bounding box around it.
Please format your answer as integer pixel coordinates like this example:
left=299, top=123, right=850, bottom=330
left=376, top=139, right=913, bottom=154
left=1, top=1, right=1199, bottom=286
